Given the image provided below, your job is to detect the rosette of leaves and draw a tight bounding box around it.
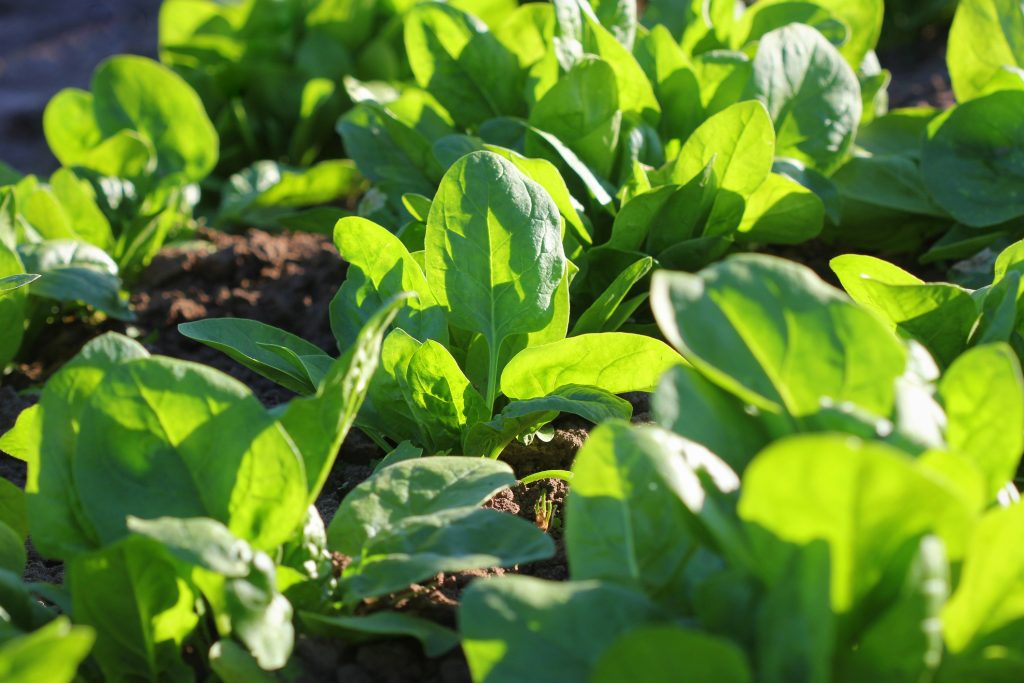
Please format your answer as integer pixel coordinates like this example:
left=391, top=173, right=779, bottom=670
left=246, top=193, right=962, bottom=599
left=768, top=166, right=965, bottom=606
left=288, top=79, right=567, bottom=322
left=459, top=254, right=1024, bottom=683
left=0, top=296, right=551, bottom=677
left=825, top=0, right=1024, bottom=260
left=337, top=0, right=877, bottom=313
left=41, top=55, right=218, bottom=279
left=181, top=151, right=683, bottom=458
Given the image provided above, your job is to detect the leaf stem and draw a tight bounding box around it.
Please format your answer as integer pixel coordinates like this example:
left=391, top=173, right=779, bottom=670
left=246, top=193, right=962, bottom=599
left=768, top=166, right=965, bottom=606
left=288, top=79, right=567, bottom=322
left=519, top=470, right=574, bottom=486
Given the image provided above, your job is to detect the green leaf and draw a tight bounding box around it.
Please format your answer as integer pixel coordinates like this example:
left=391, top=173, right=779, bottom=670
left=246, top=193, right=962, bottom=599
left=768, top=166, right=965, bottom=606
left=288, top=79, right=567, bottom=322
left=592, top=626, right=752, bottom=683
left=44, top=55, right=217, bottom=185
left=463, top=384, right=632, bottom=457
left=300, top=611, right=458, bottom=658
left=567, top=422, right=741, bottom=610
left=337, top=101, right=445, bottom=205
left=831, top=155, right=947, bottom=217
left=0, top=242, right=27, bottom=367
left=178, top=318, right=331, bottom=395
left=280, top=294, right=409, bottom=501
left=662, top=100, right=775, bottom=196
left=17, top=240, right=133, bottom=321
left=571, top=256, right=652, bottom=334
left=68, top=536, right=198, bottom=682
left=942, top=504, right=1024, bottom=674
left=405, top=2, right=524, bottom=128
left=749, top=23, right=862, bottom=172
left=460, top=577, right=663, bottom=683
left=1, top=333, right=149, bottom=560
left=831, top=254, right=979, bottom=367
left=218, top=160, right=361, bottom=229
left=654, top=365, right=771, bottom=473
left=922, top=91, right=1024, bottom=228
left=342, top=506, right=554, bottom=601
left=528, top=57, right=621, bottom=179
left=331, top=217, right=447, bottom=350
left=126, top=517, right=294, bottom=670
left=0, top=618, right=94, bottom=683
left=738, top=434, right=972, bottom=614
left=74, top=357, right=307, bottom=550
left=837, top=536, right=948, bottom=683
left=651, top=255, right=907, bottom=417
left=208, top=641, right=276, bottom=683
left=736, top=172, right=825, bottom=244
left=938, top=343, right=1024, bottom=500
left=426, top=151, right=566, bottom=409
left=328, top=457, right=517, bottom=555
left=948, top=0, right=1024, bottom=102
left=500, top=332, right=681, bottom=399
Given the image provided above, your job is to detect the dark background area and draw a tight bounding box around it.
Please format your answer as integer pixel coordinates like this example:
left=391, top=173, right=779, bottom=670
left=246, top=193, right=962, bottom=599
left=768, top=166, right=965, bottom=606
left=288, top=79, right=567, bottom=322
left=0, top=0, right=162, bottom=175
left=0, top=1, right=951, bottom=178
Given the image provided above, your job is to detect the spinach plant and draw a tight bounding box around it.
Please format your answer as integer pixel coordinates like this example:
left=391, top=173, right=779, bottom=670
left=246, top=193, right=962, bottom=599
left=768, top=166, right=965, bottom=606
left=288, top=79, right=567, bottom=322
left=182, top=151, right=683, bottom=458
left=0, top=296, right=551, bottom=677
left=459, top=254, right=1024, bottom=682
left=40, top=55, right=218, bottom=280
left=337, top=0, right=880, bottom=313
left=825, top=0, right=1024, bottom=260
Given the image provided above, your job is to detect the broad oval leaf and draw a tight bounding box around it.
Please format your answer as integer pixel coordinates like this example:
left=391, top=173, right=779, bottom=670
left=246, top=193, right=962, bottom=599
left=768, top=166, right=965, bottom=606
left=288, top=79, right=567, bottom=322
left=73, top=357, right=307, bottom=550
left=500, top=332, right=682, bottom=399
left=947, top=0, right=1024, bottom=102
left=922, top=90, right=1024, bottom=228
left=749, top=23, right=862, bottom=172
left=651, top=255, right=907, bottom=417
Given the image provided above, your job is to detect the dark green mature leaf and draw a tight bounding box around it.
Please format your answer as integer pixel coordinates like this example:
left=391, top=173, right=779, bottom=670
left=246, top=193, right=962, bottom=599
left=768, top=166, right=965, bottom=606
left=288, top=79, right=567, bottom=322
left=338, top=101, right=445, bottom=204
left=739, top=434, right=972, bottom=614
left=218, top=160, right=361, bottom=229
left=755, top=541, right=834, bottom=683
left=947, top=0, right=1024, bottom=102
left=208, top=641, right=275, bottom=683
left=592, top=626, right=752, bottom=683
left=328, top=457, right=517, bottom=555
left=68, top=536, right=197, bottom=682
left=74, top=357, right=307, bottom=551
left=178, top=319, right=331, bottom=395
left=571, top=256, right=652, bottom=334
left=654, top=365, right=771, bottom=472
left=460, top=577, right=663, bottom=683
left=567, top=422, right=740, bottom=610
left=18, top=240, right=133, bottom=320
left=831, top=254, right=978, bottom=367
left=405, top=2, right=524, bottom=128
left=922, top=91, right=1024, bottom=228
left=500, top=332, right=681, bottom=399
left=425, top=151, right=566, bottom=408
left=838, top=536, right=948, bottom=683
left=300, top=611, right=458, bottom=657
left=938, top=343, right=1024, bottom=500
left=342, top=506, right=553, bottom=601
left=749, top=23, right=862, bottom=172
left=651, top=255, right=907, bottom=418
left=0, top=333, right=148, bottom=560
left=0, top=618, right=94, bottom=683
